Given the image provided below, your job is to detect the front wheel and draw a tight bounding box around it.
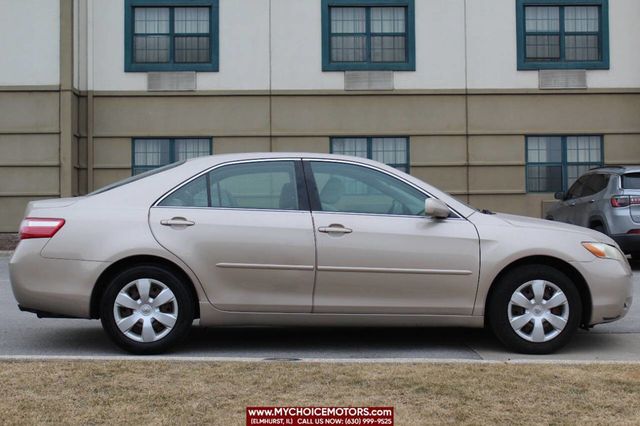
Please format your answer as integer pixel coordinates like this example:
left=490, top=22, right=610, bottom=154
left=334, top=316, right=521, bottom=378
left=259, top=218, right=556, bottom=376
left=487, top=265, right=582, bottom=354
left=100, top=265, right=195, bottom=354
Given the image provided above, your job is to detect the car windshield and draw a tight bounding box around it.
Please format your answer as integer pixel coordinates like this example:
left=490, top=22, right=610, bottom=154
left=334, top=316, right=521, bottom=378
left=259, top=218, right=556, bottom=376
left=622, top=173, right=640, bottom=189
left=88, top=161, right=186, bottom=195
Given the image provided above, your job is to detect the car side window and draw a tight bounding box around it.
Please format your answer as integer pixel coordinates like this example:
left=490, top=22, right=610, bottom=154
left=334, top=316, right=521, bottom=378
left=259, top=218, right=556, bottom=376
left=159, top=175, right=208, bottom=207
left=581, top=174, right=609, bottom=198
left=307, top=161, right=426, bottom=216
left=159, top=161, right=301, bottom=210
left=565, top=176, right=587, bottom=200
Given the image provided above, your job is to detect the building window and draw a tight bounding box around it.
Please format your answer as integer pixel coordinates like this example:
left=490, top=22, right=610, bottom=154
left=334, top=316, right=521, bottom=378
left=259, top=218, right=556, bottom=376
left=516, top=0, right=609, bottom=70
left=526, top=135, right=603, bottom=193
left=125, top=0, right=219, bottom=72
left=322, top=0, right=415, bottom=71
left=331, top=137, right=410, bottom=172
left=132, top=138, right=212, bottom=175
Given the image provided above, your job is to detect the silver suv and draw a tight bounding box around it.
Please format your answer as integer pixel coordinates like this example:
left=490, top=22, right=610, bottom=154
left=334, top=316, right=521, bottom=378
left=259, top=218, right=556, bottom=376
left=547, top=166, right=640, bottom=257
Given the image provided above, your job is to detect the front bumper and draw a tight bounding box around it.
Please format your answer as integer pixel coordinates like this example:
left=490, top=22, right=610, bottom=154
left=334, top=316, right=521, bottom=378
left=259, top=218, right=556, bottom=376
left=9, top=239, right=109, bottom=319
left=571, top=256, right=633, bottom=326
left=610, top=234, right=640, bottom=255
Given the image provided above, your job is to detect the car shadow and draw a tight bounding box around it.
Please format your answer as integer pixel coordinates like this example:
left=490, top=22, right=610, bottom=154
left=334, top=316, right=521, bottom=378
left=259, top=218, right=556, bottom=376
left=172, top=326, right=487, bottom=359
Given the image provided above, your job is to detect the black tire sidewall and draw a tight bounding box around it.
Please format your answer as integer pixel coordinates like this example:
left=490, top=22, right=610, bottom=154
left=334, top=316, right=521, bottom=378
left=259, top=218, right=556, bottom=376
left=488, top=265, right=582, bottom=355
left=100, top=265, right=194, bottom=355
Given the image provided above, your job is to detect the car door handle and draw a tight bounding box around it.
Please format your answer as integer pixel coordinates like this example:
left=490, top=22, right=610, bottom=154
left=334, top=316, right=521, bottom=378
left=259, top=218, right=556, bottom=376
left=589, top=199, right=596, bottom=204
left=569, top=202, right=576, bottom=207
left=318, top=225, right=352, bottom=234
left=160, top=217, right=195, bottom=227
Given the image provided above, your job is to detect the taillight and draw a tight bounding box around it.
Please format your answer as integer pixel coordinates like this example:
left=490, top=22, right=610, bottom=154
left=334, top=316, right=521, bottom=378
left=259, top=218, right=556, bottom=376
left=19, top=218, right=65, bottom=240
left=627, top=229, right=640, bottom=235
left=611, top=196, right=640, bottom=208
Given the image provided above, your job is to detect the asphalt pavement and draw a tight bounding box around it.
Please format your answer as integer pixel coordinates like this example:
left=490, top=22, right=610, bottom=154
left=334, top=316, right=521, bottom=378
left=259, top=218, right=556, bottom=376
left=1, top=252, right=639, bottom=362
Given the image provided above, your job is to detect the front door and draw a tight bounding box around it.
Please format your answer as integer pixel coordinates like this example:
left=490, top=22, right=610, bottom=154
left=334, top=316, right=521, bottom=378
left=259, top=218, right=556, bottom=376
left=149, top=160, right=316, bottom=313
left=304, top=160, right=480, bottom=315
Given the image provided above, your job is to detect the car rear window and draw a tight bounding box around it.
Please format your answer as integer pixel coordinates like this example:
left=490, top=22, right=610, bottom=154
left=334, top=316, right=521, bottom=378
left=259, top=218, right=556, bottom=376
left=622, top=173, right=640, bottom=189
left=89, top=161, right=186, bottom=195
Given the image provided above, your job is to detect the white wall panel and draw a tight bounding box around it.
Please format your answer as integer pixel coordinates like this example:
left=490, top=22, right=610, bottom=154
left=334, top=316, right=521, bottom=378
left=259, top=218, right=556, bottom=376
left=0, top=0, right=60, bottom=85
left=92, top=0, right=270, bottom=91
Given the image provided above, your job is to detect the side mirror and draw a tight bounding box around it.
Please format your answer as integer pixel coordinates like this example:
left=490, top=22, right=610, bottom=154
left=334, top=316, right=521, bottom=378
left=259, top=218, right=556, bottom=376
left=554, top=191, right=565, bottom=200
left=425, top=199, right=450, bottom=219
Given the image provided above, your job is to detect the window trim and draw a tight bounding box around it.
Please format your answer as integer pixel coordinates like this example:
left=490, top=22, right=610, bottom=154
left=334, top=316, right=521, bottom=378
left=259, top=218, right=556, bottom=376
left=154, top=159, right=310, bottom=212
left=302, top=159, right=463, bottom=219
left=132, top=137, right=212, bottom=175
left=525, top=134, right=604, bottom=193
left=516, top=0, right=609, bottom=70
left=124, top=0, right=219, bottom=72
left=321, top=0, right=416, bottom=71
left=330, top=136, right=411, bottom=172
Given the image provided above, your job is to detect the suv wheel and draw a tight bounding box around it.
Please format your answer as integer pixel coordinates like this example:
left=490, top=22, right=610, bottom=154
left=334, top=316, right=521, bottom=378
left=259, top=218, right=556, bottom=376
left=488, top=265, right=582, bottom=354
left=100, top=265, right=194, bottom=354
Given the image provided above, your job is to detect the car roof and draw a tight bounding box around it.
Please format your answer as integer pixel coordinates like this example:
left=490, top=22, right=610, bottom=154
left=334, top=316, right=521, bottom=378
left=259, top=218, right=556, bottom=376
left=587, top=165, right=640, bottom=175
left=87, top=152, right=477, bottom=218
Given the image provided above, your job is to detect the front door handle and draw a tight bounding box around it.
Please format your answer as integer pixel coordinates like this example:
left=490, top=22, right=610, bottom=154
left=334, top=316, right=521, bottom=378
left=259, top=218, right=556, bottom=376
left=589, top=199, right=596, bottom=204
left=160, top=217, right=195, bottom=227
left=318, top=224, right=352, bottom=234
left=569, top=202, right=576, bottom=207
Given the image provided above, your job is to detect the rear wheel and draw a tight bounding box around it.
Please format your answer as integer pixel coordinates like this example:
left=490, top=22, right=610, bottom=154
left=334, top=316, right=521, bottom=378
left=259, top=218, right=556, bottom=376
left=488, top=265, right=582, bottom=354
left=100, top=265, right=194, bottom=354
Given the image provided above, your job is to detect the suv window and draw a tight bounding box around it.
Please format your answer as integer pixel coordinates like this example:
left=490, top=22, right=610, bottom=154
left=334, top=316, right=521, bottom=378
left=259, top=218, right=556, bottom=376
left=622, top=173, right=640, bottom=189
left=565, top=176, right=587, bottom=200
left=160, top=161, right=302, bottom=210
left=308, top=161, right=426, bottom=216
left=580, top=174, right=609, bottom=197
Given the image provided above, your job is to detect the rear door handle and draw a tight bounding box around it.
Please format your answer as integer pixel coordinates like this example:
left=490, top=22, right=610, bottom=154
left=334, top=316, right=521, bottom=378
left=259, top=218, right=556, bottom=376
left=318, top=224, right=352, bottom=234
left=160, top=217, right=195, bottom=227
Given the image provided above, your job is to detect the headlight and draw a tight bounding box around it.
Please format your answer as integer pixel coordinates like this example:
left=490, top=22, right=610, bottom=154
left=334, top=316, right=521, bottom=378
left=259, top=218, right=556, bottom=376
left=582, top=242, right=625, bottom=261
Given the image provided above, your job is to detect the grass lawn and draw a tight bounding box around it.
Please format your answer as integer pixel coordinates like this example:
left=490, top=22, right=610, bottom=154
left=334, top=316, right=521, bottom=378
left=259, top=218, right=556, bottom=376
left=1, top=361, right=640, bottom=425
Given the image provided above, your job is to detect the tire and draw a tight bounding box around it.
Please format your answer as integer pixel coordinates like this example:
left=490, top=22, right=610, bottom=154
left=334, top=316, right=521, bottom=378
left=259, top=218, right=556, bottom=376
left=100, top=264, right=194, bottom=354
left=487, top=264, right=582, bottom=354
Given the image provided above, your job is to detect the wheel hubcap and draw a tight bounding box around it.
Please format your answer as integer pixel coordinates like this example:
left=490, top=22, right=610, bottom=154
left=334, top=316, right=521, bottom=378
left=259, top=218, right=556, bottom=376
left=507, top=280, right=570, bottom=343
left=113, top=278, right=178, bottom=343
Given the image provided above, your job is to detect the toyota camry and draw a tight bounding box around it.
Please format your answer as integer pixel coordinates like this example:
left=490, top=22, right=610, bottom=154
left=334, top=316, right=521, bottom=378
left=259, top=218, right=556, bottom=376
left=9, top=153, right=633, bottom=354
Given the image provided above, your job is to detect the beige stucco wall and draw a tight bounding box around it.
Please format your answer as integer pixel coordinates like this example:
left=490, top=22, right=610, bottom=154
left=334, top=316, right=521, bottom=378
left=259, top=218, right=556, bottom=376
left=2, top=90, right=640, bottom=231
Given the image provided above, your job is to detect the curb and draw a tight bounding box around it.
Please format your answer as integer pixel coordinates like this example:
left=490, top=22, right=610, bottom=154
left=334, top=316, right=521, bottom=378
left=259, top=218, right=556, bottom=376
left=1, top=355, right=640, bottom=364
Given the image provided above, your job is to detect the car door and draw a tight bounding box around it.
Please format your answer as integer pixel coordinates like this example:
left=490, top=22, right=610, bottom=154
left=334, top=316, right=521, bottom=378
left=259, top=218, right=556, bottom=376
left=149, top=159, right=316, bottom=313
left=572, top=174, right=609, bottom=228
left=554, top=177, right=587, bottom=224
left=304, top=160, right=480, bottom=315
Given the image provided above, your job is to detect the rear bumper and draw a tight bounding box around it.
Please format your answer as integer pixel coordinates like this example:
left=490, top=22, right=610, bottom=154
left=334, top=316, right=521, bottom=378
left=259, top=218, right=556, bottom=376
left=9, top=239, right=109, bottom=319
left=570, top=257, right=633, bottom=326
left=610, top=234, right=640, bottom=254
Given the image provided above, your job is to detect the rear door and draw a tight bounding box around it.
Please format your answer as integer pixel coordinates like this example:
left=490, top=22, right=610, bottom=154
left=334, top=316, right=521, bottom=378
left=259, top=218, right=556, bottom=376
left=572, top=174, right=609, bottom=228
left=149, top=159, right=316, bottom=313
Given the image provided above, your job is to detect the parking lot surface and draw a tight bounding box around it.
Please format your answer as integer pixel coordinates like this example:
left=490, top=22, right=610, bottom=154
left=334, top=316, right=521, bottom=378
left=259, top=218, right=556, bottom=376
left=1, top=253, right=639, bottom=361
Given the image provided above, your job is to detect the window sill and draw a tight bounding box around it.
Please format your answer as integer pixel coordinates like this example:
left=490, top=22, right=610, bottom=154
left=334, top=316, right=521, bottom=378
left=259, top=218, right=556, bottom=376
left=125, top=63, right=219, bottom=73
left=518, top=61, right=609, bottom=71
left=323, top=63, right=415, bottom=72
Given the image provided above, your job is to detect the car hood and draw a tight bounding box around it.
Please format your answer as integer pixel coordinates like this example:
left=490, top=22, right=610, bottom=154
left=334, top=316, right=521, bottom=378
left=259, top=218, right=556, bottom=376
left=493, top=213, right=617, bottom=245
